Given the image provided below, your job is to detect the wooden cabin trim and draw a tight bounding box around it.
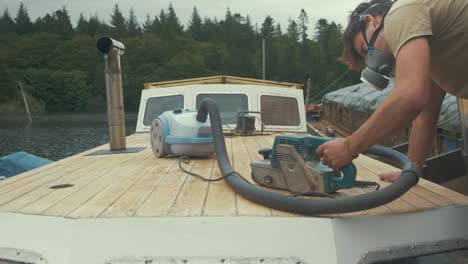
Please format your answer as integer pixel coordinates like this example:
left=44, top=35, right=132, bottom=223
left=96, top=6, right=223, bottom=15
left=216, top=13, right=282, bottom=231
left=144, top=75, right=303, bottom=89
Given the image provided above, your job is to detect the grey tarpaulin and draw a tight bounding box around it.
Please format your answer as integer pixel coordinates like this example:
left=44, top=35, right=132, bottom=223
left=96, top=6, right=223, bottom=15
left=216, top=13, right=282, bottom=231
left=322, top=79, right=461, bottom=135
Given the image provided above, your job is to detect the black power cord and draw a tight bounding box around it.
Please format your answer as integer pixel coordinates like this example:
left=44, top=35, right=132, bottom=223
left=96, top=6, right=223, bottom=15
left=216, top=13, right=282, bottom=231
left=178, top=156, right=248, bottom=183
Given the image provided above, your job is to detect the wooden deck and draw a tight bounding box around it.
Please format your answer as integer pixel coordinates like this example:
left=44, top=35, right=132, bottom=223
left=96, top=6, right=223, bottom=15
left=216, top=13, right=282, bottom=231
left=0, top=133, right=467, bottom=219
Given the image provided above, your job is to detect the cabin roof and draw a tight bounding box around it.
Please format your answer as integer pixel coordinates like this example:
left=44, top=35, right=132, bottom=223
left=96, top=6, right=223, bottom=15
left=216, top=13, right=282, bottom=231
left=144, top=75, right=303, bottom=89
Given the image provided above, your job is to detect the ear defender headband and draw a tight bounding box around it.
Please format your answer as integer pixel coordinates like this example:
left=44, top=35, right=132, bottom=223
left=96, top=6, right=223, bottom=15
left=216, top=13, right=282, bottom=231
left=357, top=2, right=392, bottom=55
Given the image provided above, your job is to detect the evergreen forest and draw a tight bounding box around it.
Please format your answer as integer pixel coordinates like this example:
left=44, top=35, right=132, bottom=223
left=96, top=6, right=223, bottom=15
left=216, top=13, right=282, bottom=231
left=0, top=3, right=360, bottom=113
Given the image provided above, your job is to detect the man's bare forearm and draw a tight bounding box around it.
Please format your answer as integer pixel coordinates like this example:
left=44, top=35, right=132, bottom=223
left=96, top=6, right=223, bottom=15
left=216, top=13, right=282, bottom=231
left=408, top=83, right=445, bottom=168
left=408, top=115, right=437, bottom=168
left=348, top=91, right=424, bottom=155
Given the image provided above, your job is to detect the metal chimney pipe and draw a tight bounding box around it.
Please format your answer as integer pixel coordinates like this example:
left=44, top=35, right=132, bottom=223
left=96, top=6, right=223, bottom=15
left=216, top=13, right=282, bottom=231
left=97, top=37, right=127, bottom=151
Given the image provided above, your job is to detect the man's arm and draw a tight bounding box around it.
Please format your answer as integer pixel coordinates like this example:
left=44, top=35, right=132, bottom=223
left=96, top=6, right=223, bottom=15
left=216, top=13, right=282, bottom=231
left=379, top=80, right=445, bottom=181
left=407, top=80, right=445, bottom=168
left=348, top=37, right=432, bottom=155
left=317, top=37, right=432, bottom=170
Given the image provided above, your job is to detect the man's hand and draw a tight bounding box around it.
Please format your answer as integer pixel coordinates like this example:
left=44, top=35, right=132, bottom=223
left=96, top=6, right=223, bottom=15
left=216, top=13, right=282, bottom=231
left=316, top=138, right=353, bottom=170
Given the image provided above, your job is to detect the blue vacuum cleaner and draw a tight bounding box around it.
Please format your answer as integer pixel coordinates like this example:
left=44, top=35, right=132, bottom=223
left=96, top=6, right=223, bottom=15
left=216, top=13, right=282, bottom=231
left=150, top=109, right=215, bottom=157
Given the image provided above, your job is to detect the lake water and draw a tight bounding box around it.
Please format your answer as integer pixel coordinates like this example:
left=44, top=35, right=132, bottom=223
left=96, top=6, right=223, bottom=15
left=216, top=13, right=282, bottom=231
left=0, top=113, right=138, bottom=161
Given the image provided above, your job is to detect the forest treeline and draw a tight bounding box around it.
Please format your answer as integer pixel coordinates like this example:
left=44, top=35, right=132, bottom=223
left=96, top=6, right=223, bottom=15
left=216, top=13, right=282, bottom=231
left=0, top=3, right=360, bottom=112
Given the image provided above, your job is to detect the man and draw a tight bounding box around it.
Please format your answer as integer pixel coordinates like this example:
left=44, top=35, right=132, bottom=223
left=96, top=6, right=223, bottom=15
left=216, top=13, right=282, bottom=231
left=316, top=0, right=468, bottom=181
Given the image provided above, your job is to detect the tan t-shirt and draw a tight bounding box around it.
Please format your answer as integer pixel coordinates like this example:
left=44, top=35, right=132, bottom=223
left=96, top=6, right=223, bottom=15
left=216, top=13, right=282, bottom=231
left=384, top=0, right=468, bottom=98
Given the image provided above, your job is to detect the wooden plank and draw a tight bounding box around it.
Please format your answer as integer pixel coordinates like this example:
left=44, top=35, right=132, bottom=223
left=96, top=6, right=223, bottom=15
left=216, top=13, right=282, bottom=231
left=0, top=148, right=103, bottom=195
left=382, top=161, right=468, bottom=205
left=167, top=158, right=215, bottom=216
left=0, top=134, right=143, bottom=195
left=353, top=158, right=427, bottom=213
left=42, top=151, right=154, bottom=217
left=348, top=171, right=393, bottom=215
left=0, top=163, right=62, bottom=193
left=203, top=137, right=237, bottom=216
left=134, top=158, right=193, bottom=217
left=0, top=158, right=106, bottom=212
left=145, top=76, right=224, bottom=88
left=0, top=163, right=63, bottom=196
left=100, top=157, right=178, bottom=217
left=358, top=155, right=467, bottom=205
left=18, top=153, right=134, bottom=215
left=226, top=79, right=300, bottom=89
left=68, top=154, right=156, bottom=218
left=144, top=75, right=302, bottom=89
left=231, top=136, right=271, bottom=216
left=0, top=156, right=94, bottom=208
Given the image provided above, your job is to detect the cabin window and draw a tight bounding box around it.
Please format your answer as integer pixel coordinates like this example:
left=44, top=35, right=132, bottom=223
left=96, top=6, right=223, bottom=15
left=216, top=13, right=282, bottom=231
left=260, top=95, right=300, bottom=126
left=144, top=95, right=184, bottom=126
left=196, top=94, right=248, bottom=124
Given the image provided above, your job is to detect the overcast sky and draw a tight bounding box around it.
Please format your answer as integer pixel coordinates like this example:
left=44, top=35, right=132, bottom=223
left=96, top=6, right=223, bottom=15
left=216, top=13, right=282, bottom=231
left=1, top=0, right=363, bottom=33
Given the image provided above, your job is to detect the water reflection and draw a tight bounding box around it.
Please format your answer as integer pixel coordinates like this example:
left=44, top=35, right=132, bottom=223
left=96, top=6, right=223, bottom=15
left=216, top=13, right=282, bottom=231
left=0, top=113, right=137, bottom=161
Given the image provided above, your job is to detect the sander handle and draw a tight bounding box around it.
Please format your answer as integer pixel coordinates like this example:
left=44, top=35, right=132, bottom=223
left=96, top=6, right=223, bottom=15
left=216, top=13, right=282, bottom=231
left=310, top=136, right=357, bottom=190
left=332, top=162, right=357, bottom=190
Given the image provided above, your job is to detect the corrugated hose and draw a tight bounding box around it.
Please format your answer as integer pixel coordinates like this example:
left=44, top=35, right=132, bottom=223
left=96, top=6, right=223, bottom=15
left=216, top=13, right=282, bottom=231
left=196, top=98, right=420, bottom=215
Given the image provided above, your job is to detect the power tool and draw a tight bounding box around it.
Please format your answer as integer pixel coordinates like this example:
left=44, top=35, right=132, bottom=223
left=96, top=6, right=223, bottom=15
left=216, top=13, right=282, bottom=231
left=251, top=134, right=356, bottom=194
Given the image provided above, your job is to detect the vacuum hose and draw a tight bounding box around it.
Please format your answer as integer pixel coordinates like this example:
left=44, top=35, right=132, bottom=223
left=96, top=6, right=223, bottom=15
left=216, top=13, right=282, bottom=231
left=197, top=98, right=420, bottom=215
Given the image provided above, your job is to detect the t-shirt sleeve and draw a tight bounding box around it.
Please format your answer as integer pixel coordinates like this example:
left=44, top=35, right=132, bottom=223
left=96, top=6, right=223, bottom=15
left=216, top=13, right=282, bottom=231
left=384, top=3, right=433, bottom=57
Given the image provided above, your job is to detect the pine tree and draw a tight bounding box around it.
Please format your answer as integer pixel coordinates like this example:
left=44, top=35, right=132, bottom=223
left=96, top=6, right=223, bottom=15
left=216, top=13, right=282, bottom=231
left=298, top=9, right=309, bottom=42
left=88, top=14, right=103, bottom=35
left=34, top=13, right=54, bottom=33
left=188, top=7, right=202, bottom=40
left=15, top=3, right=32, bottom=34
left=200, top=17, right=217, bottom=41
left=0, top=9, right=15, bottom=33
left=126, top=8, right=141, bottom=36
left=287, top=19, right=299, bottom=41
left=54, top=6, right=74, bottom=38
left=274, top=23, right=282, bottom=38
left=142, top=14, right=153, bottom=33
left=166, top=4, right=183, bottom=34
left=151, top=15, right=161, bottom=34
left=245, top=15, right=252, bottom=29
left=225, top=8, right=232, bottom=22
left=314, top=18, right=329, bottom=42
left=76, top=13, right=88, bottom=34
left=261, top=16, right=275, bottom=40
left=110, top=4, right=126, bottom=37
left=158, top=9, right=167, bottom=33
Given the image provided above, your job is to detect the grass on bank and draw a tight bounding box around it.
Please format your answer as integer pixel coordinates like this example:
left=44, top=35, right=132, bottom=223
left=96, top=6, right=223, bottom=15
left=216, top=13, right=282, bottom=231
left=0, top=91, right=45, bottom=114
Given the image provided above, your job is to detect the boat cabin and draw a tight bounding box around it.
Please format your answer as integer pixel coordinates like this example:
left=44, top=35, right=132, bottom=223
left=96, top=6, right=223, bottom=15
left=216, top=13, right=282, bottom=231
left=136, top=76, right=307, bottom=133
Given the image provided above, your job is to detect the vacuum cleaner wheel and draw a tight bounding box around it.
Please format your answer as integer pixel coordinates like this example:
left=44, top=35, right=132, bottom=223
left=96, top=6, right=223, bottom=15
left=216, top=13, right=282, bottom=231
left=150, top=119, right=167, bottom=157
